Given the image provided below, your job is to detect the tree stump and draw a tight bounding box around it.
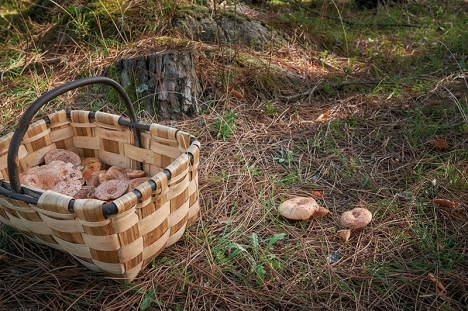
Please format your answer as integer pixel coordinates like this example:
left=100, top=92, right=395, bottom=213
left=110, top=51, right=201, bottom=120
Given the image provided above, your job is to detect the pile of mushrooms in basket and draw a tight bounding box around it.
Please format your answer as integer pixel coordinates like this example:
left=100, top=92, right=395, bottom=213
left=19, top=149, right=149, bottom=201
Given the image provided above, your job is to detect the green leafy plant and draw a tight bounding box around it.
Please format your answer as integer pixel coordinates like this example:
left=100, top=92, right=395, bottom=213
left=66, top=4, right=90, bottom=39
left=0, top=224, right=16, bottom=252
left=139, top=287, right=161, bottom=310
left=212, top=230, right=287, bottom=287
left=124, top=284, right=162, bottom=310
left=216, top=70, right=234, bottom=86
left=208, top=168, right=229, bottom=184
left=277, top=170, right=301, bottom=186
left=211, top=110, right=237, bottom=141
left=273, top=149, right=297, bottom=168
left=89, top=99, right=105, bottom=112
left=264, top=100, right=278, bottom=115
left=70, top=287, right=106, bottom=309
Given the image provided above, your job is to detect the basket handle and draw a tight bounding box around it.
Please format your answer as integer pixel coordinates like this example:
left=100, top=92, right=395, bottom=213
left=7, top=76, right=138, bottom=194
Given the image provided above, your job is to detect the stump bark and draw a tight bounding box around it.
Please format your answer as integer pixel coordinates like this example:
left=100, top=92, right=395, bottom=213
left=111, top=51, right=201, bottom=120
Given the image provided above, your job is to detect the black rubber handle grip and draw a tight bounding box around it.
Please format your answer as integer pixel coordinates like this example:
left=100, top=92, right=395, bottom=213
left=7, top=76, right=137, bottom=193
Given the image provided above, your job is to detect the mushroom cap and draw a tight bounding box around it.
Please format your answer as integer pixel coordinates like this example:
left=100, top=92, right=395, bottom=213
left=126, top=169, right=146, bottom=179
left=278, top=197, right=319, bottom=220
left=73, top=185, right=96, bottom=199
left=127, top=177, right=150, bottom=192
left=86, top=170, right=107, bottom=187
left=19, top=165, right=45, bottom=189
left=52, top=179, right=83, bottom=197
left=19, top=160, right=83, bottom=196
left=99, top=166, right=128, bottom=184
left=79, top=157, right=103, bottom=181
left=94, top=180, right=129, bottom=200
left=44, top=149, right=81, bottom=166
left=340, top=208, right=372, bottom=229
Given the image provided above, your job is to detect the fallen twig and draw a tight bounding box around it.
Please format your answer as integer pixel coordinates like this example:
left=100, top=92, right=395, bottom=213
left=21, top=57, right=67, bottom=74
left=280, top=80, right=323, bottom=101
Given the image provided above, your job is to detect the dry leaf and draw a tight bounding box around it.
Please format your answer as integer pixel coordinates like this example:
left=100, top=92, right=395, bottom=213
left=429, top=198, right=458, bottom=209
left=338, top=229, right=351, bottom=242
left=229, top=88, right=244, bottom=99
left=321, top=35, right=331, bottom=44
left=312, top=205, right=331, bottom=218
left=428, top=273, right=448, bottom=299
left=311, top=190, right=323, bottom=198
left=428, top=100, right=439, bottom=106
left=429, top=139, right=449, bottom=149
left=316, top=110, right=330, bottom=122
left=405, top=87, right=419, bottom=93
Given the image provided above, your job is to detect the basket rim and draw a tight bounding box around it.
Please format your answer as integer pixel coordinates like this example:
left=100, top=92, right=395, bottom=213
left=0, top=109, right=199, bottom=217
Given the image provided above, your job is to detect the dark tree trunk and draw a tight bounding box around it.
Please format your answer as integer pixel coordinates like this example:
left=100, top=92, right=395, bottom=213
left=112, top=51, right=201, bottom=120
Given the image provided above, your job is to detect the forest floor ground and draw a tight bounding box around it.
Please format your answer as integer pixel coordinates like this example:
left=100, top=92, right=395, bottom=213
left=0, top=1, right=467, bottom=310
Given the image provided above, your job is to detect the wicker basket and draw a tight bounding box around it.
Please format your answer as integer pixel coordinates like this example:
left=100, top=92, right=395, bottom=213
left=0, top=77, right=200, bottom=283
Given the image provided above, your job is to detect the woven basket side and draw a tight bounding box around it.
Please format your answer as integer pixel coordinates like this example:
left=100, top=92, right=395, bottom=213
left=1, top=114, right=75, bottom=178
left=176, top=131, right=193, bottom=151
left=95, top=111, right=127, bottom=130
left=96, top=117, right=136, bottom=169
left=19, top=120, right=54, bottom=172
left=70, top=110, right=99, bottom=158
left=0, top=132, right=13, bottom=153
left=0, top=118, right=69, bottom=250
left=137, top=181, right=171, bottom=267
left=0, top=108, right=200, bottom=283
left=47, top=110, right=75, bottom=151
left=75, top=195, right=146, bottom=282
left=0, top=193, right=67, bottom=249
left=0, top=133, right=13, bottom=180
left=34, top=191, right=82, bottom=249
left=187, top=143, right=200, bottom=224
left=150, top=124, right=178, bottom=143
left=0, top=196, right=38, bottom=227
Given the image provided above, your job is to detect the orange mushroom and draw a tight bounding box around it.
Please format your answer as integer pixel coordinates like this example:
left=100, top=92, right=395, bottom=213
left=340, top=208, right=372, bottom=229
left=78, top=157, right=103, bottom=182
left=44, top=149, right=81, bottom=166
left=99, top=166, right=128, bottom=184
left=87, top=170, right=107, bottom=187
left=125, top=169, right=146, bottom=179
left=73, top=185, right=96, bottom=199
left=127, top=177, right=150, bottom=192
left=278, top=197, right=319, bottom=220
left=19, top=160, right=83, bottom=197
left=94, top=180, right=129, bottom=200
left=52, top=180, right=83, bottom=197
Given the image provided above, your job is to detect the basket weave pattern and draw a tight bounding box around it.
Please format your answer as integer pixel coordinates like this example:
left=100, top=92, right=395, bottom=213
left=0, top=109, right=199, bottom=283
